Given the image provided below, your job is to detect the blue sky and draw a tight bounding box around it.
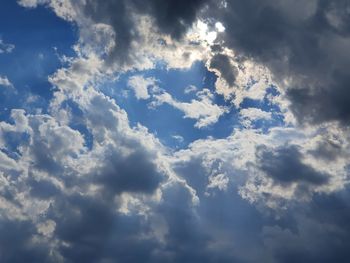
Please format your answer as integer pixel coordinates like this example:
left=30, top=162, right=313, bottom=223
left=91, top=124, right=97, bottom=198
left=0, top=1, right=350, bottom=263
left=0, top=1, right=76, bottom=119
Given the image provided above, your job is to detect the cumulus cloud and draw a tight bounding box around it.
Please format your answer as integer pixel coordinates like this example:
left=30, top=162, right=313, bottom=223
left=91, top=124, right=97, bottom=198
left=209, top=53, right=237, bottom=86
left=239, top=108, right=272, bottom=127
left=2, top=1, right=350, bottom=262
left=0, top=44, right=180, bottom=262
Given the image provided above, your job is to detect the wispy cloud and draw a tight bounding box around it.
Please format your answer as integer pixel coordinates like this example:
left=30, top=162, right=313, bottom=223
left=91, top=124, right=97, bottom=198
left=0, top=39, right=14, bottom=54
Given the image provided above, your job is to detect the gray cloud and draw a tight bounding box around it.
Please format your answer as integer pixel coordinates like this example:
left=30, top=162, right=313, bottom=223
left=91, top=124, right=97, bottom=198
left=256, top=145, right=329, bottom=186
left=209, top=54, right=237, bottom=86
left=308, top=139, right=344, bottom=161
left=262, top=190, right=350, bottom=263
left=78, top=0, right=208, bottom=65
left=206, top=0, right=350, bottom=125
left=94, top=150, right=163, bottom=195
left=0, top=219, right=53, bottom=263
left=28, top=177, right=60, bottom=199
left=47, top=194, right=158, bottom=263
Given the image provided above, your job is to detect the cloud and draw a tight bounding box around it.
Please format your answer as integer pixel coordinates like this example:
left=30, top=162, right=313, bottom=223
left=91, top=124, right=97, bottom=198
left=204, top=0, right=350, bottom=125
left=184, top=85, right=198, bottom=94
left=256, top=144, right=329, bottom=187
left=0, top=218, right=53, bottom=263
left=17, top=0, right=48, bottom=8
left=0, top=39, right=15, bottom=54
left=4, top=1, right=350, bottom=262
left=239, top=108, right=272, bottom=127
left=19, top=0, right=209, bottom=68
left=0, top=76, right=13, bottom=88
left=0, top=43, right=182, bottom=262
left=262, top=189, right=350, bottom=263
left=19, top=0, right=350, bottom=127
left=209, top=53, right=237, bottom=86
left=128, top=75, right=157, bottom=100
left=152, top=88, right=228, bottom=128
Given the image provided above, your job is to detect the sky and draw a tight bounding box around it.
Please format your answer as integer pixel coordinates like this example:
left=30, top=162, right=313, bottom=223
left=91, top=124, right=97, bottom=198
left=0, top=0, right=350, bottom=262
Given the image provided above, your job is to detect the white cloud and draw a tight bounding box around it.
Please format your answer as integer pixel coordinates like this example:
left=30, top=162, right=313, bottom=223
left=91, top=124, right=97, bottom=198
left=239, top=108, right=272, bottom=127
left=184, top=85, right=198, bottom=94
left=240, top=108, right=272, bottom=121
left=0, top=76, right=13, bottom=88
left=215, top=22, right=225, bottom=32
left=172, top=134, right=184, bottom=143
left=152, top=89, right=228, bottom=128
left=127, top=75, right=157, bottom=100
left=170, top=121, right=350, bottom=210
left=0, top=39, right=15, bottom=54
left=207, top=173, right=229, bottom=192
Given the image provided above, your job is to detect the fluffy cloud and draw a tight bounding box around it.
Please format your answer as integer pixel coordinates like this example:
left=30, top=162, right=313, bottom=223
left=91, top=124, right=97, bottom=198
left=128, top=75, right=157, bottom=100
left=239, top=108, right=272, bottom=127
left=2, top=1, right=350, bottom=262
left=0, top=50, right=172, bottom=262
left=0, top=76, right=13, bottom=88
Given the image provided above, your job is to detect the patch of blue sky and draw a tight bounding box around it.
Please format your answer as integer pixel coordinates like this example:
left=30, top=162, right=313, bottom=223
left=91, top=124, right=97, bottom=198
left=100, top=61, right=239, bottom=149
left=0, top=1, right=77, bottom=120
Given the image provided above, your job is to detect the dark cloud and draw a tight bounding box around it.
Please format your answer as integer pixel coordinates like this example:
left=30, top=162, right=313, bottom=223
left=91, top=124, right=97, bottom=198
left=308, top=139, right=344, bottom=161
left=206, top=0, right=350, bottom=125
left=263, top=190, right=350, bottom=263
left=95, top=150, right=163, bottom=195
left=131, top=0, right=207, bottom=39
left=256, top=145, right=329, bottom=186
left=0, top=219, right=52, bottom=263
left=210, top=54, right=237, bottom=86
left=45, top=193, right=156, bottom=263
left=80, top=0, right=208, bottom=64
left=82, top=0, right=133, bottom=63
